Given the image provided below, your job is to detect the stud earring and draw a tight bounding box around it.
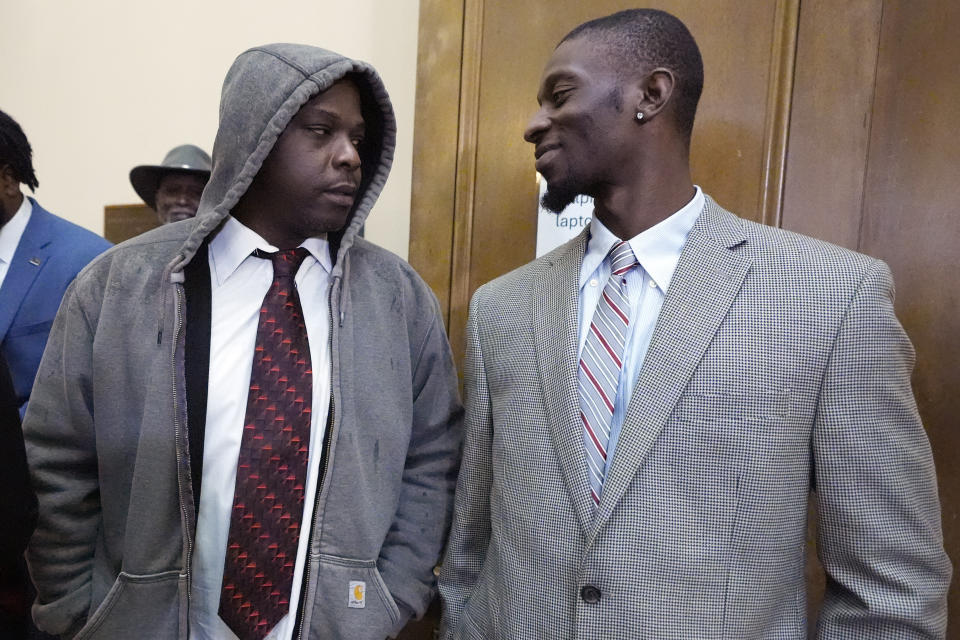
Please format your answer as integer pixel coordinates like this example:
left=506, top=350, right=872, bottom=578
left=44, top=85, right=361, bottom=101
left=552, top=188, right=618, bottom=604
left=636, top=112, right=644, bottom=122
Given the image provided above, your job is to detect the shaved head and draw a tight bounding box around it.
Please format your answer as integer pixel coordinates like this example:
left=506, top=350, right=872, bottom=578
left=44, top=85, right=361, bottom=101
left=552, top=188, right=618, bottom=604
left=560, top=9, right=704, bottom=141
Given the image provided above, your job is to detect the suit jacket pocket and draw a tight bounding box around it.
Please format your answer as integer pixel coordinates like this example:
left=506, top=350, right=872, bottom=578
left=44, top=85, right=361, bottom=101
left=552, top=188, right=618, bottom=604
left=671, top=390, right=790, bottom=424
left=308, top=553, right=402, bottom=640
left=73, top=570, right=182, bottom=640
left=5, top=319, right=54, bottom=338
left=670, top=390, right=794, bottom=469
left=669, top=390, right=809, bottom=634
left=3, top=319, right=55, bottom=403
left=612, top=391, right=797, bottom=633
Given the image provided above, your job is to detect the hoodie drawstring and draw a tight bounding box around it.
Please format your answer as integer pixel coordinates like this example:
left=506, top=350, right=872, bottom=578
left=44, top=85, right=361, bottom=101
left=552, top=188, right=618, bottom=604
left=337, top=252, right=352, bottom=327
left=158, top=255, right=188, bottom=344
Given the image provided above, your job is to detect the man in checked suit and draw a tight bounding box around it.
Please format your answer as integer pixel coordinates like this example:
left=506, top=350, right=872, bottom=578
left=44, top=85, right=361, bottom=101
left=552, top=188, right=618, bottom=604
left=439, top=9, right=951, bottom=639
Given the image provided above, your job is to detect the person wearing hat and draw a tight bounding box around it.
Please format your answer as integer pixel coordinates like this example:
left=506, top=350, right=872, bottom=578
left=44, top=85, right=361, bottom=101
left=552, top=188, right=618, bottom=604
left=130, top=144, right=212, bottom=225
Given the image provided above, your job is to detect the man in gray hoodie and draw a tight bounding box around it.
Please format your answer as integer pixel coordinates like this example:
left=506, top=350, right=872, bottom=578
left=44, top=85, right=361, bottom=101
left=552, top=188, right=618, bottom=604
left=24, top=44, right=463, bottom=640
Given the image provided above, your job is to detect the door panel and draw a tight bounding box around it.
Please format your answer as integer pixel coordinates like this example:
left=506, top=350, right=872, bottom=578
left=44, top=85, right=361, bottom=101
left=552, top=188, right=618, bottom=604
left=781, top=0, right=883, bottom=248
left=469, top=0, right=781, bottom=297
left=858, top=1, right=960, bottom=626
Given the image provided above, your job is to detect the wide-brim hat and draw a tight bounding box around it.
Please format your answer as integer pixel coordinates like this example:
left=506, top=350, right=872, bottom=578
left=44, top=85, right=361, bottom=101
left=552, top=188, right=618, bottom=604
left=129, top=144, right=212, bottom=209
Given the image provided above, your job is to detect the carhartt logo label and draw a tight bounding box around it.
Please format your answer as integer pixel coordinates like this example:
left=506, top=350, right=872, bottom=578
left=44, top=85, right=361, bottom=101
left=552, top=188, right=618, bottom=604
left=348, top=581, right=366, bottom=608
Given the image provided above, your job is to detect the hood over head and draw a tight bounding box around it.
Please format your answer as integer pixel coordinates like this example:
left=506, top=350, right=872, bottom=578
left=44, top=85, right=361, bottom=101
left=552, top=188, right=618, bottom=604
left=171, top=43, right=396, bottom=275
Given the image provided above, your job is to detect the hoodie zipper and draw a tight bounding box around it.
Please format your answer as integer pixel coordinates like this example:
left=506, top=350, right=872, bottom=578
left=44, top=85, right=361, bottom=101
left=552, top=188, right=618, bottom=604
left=295, top=277, right=341, bottom=640
left=170, top=284, right=194, bottom=622
left=296, top=393, right=335, bottom=640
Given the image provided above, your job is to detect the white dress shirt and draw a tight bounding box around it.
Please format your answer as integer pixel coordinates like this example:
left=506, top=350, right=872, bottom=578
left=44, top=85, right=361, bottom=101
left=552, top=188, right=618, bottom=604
left=190, top=216, right=333, bottom=640
left=577, top=186, right=703, bottom=476
left=0, top=196, right=33, bottom=289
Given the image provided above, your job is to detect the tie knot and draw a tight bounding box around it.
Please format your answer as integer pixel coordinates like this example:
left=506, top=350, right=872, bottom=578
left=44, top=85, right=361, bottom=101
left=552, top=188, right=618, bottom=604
left=256, top=247, right=310, bottom=281
left=608, top=241, right=638, bottom=276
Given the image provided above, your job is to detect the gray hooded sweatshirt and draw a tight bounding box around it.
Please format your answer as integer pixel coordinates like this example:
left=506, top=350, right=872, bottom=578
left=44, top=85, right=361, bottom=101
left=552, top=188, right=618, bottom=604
left=24, top=44, right=462, bottom=640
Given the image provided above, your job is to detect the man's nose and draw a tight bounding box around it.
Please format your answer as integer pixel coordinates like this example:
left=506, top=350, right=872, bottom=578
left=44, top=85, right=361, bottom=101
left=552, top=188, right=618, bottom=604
left=334, top=137, right=362, bottom=171
left=523, top=107, right=549, bottom=144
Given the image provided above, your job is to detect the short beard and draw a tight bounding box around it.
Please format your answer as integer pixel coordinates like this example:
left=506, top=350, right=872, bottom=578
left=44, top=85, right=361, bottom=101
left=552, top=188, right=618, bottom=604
left=540, top=182, right=580, bottom=214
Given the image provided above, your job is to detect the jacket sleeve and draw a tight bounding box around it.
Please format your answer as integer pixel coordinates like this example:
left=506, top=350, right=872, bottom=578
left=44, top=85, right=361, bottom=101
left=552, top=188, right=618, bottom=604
left=438, top=294, right=493, bottom=639
left=813, top=260, right=951, bottom=638
left=22, top=279, right=101, bottom=638
left=376, top=297, right=464, bottom=633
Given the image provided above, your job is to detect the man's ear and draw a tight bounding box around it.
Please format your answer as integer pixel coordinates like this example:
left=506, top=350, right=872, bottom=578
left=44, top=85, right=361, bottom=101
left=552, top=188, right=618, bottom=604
left=634, top=67, right=676, bottom=121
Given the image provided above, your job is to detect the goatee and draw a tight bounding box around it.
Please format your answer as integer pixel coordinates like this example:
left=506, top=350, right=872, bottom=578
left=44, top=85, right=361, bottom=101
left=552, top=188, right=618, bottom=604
left=540, top=183, right=580, bottom=214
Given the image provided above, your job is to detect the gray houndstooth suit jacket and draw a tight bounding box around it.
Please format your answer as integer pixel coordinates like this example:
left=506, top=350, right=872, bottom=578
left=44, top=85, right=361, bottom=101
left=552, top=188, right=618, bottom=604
left=438, top=196, right=951, bottom=639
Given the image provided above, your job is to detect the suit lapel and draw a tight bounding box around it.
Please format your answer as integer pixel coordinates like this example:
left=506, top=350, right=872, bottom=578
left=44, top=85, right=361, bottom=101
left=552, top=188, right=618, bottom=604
left=0, top=201, right=53, bottom=341
left=594, top=199, right=754, bottom=531
left=533, top=229, right=595, bottom=536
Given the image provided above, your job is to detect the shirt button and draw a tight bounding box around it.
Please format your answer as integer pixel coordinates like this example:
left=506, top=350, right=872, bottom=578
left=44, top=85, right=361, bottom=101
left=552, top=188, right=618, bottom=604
left=648, top=279, right=658, bottom=289
left=590, top=279, right=599, bottom=287
left=580, top=584, right=601, bottom=604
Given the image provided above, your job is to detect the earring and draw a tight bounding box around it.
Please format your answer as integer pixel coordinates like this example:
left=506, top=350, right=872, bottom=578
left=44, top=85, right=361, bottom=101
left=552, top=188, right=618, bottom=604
left=636, top=112, right=644, bottom=122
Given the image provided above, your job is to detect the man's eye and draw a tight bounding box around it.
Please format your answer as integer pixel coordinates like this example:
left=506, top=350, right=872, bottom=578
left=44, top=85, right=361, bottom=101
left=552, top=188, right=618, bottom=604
left=553, top=89, right=572, bottom=106
left=351, top=137, right=365, bottom=148
left=309, top=126, right=331, bottom=136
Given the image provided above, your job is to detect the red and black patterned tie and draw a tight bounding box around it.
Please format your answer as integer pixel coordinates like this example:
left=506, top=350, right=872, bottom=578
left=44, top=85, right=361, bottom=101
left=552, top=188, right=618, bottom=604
left=219, top=248, right=313, bottom=640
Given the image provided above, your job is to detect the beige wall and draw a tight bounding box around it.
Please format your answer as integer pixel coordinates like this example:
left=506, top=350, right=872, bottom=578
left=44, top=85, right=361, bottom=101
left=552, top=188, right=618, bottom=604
left=1, top=0, right=419, bottom=259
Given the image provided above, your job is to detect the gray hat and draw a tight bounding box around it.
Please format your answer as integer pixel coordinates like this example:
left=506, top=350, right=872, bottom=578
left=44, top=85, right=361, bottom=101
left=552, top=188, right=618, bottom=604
left=129, top=144, right=212, bottom=209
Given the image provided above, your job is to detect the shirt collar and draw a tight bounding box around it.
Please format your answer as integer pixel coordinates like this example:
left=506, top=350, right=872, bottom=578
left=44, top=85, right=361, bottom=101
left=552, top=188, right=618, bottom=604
left=580, top=186, right=704, bottom=292
left=0, top=196, right=33, bottom=266
left=209, top=215, right=332, bottom=286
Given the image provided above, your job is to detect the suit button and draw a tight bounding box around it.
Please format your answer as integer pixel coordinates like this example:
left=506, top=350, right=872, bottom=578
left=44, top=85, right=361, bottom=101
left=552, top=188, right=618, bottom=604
left=580, top=584, right=601, bottom=604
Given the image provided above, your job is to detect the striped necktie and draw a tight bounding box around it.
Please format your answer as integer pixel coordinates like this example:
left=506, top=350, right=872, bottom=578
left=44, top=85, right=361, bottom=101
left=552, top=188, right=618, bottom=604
left=578, top=240, right=638, bottom=507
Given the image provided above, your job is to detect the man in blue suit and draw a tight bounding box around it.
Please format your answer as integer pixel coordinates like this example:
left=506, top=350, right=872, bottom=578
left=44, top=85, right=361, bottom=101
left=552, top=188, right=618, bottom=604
left=0, top=109, right=111, bottom=417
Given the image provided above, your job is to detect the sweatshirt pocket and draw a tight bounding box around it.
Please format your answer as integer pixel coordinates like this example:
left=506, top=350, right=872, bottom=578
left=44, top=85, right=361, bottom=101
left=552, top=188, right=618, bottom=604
left=74, top=570, right=182, bottom=640
left=307, top=553, right=402, bottom=640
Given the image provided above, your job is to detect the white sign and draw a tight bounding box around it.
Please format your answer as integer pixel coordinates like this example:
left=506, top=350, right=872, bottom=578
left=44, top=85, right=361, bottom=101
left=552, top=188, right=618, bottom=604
left=535, top=176, right=594, bottom=257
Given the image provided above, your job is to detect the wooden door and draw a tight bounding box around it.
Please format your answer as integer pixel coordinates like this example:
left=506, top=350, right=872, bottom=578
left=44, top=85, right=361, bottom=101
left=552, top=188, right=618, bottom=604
left=409, top=0, right=959, bottom=635
left=412, top=0, right=797, bottom=355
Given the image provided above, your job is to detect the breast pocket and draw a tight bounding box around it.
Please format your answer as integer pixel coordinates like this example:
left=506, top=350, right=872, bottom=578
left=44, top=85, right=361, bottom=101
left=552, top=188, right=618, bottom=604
left=632, top=393, right=792, bottom=555
left=5, top=318, right=54, bottom=338
left=670, top=390, right=795, bottom=468
left=671, top=390, right=790, bottom=423
left=2, top=319, right=56, bottom=400
left=671, top=388, right=811, bottom=550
